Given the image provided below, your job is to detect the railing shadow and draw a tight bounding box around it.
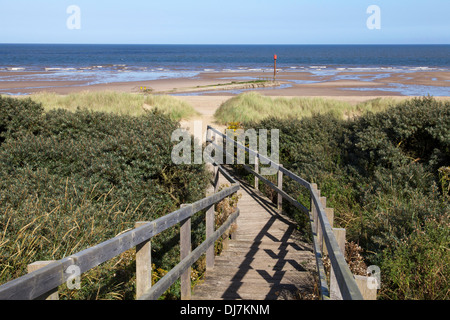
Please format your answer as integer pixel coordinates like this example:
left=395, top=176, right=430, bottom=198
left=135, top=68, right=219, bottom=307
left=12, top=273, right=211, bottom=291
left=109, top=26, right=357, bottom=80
left=219, top=166, right=311, bottom=300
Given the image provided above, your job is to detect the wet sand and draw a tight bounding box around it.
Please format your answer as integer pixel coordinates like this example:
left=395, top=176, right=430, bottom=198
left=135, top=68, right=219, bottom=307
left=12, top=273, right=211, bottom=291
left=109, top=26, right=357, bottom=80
left=1, top=69, right=449, bottom=97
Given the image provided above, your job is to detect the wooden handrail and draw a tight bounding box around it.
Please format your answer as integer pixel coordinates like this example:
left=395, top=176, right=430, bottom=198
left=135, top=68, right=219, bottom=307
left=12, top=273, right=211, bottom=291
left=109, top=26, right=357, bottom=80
left=0, top=163, right=240, bottom=300
left=0, top=122, right=368, bottom=300
left=207, top=125, right=364, bottom=300
left=207, top=126, right=311, bottom=188
left=138, top=208, right=240, bottom=300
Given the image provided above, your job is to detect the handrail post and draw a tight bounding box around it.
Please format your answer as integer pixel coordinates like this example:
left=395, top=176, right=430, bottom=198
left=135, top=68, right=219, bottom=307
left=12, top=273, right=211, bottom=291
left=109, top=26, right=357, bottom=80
left=330, top=228, right=346, bottom=300
left=316, top=195, right=325, bottom=249
left=206, top=165, right=219, bottom=270
left=277, top=164, right=283, bottom=211
left=180, top=204, right=192, bottom=300
left=27, top=261, right=59, bottom=300
left=213, top=165, right=219, bottom=193
left=206, top=203, right=215, bottom=270
left=354, top=275, right=378, bottom=300
left=322, top=208, right=334, bottom=255
left=135, top=221, right=152, bottom=299
left=310, top=184, right=319, bottom=231
left=254, top=155, right=259, bottom=190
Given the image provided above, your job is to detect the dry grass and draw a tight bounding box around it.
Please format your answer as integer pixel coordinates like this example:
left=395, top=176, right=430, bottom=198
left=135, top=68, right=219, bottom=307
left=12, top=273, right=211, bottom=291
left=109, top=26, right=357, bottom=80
left=214, top=92, right=395, bottom=124
left=26, top=91, right=200, bottom=120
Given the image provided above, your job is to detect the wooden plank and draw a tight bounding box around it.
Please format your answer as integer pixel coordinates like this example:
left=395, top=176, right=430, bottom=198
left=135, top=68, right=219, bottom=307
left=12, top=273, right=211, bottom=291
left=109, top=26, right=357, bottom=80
left=193, top=170, right=316, bottom=301
left=354, top=275, right=378, bottom=300
left=277, top=165, right=283, bottom=211
left=0, top=257, right=72, bottom=300
left=242, top=164, right=309, bottom=215
left=191, top=184, right=240, bottom=214
left=139, top=209, right=240, bottom=300
left=206, top=204, right=215, bottom=270
left=308, top=210, right=330, bottom=300
left=316, top=196, right=326, bottom=253
left=310, top=184, right=319, bottom=234
left=208, top=125, right=311, bottom=189
left=213, top=165, right=220, bottom=191
left=0, top=183, right=240, bottom=300
left=135, top=222, right=152, bottom=299
left=255, top=155, right=259, bottom=190
left=311, top=189, right=363, bottom=300
left=180, top=204, right=192, bottom=300
left=218, top=165, right=237, bottom=185
left=330, top=228, right=346, bottom=300
left=208, top=125, right=364, bottom=300
left=207, top=126, right=312, bottom=188
left=27, top=261, right=59, bottom=300
left=322, top=208, right=334, bottom=255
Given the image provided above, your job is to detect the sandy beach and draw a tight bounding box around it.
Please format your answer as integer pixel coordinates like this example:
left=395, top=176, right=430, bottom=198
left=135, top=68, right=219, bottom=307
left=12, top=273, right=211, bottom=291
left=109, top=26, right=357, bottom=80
left=1, top=69, right=449, bottom=130
left=2, top=69, right=449, bottom=96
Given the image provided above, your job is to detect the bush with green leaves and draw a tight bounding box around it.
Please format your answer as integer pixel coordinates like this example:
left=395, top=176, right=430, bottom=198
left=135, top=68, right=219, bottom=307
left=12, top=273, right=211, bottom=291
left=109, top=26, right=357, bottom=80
left=244, top=96, right=449, bottom=299
left=0, top=96, right=209, bottom=299
left=0, top=96, right=44, bottom=144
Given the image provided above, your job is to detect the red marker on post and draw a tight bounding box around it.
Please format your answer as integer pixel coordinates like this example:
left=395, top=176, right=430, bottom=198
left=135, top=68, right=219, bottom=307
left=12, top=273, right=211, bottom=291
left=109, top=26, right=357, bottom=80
left=273, top=54, right=277, bottom=80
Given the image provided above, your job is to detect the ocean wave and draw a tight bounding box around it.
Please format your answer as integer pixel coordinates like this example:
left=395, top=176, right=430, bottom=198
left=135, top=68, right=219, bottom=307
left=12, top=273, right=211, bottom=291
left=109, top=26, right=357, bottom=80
left=408, top=66, right=437, bottom=71
left=6, top=67, right=25, bottom=71
left=44, top=67, right=77, bottom=72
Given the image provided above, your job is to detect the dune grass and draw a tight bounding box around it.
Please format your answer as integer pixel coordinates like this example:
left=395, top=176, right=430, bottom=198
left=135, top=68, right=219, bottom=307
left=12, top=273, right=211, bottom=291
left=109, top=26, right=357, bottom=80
left=144, top=94, right=201, bottom=120
left=27, top=91, right=200, bottom=121
left=214, top=92, right=395, bottom=124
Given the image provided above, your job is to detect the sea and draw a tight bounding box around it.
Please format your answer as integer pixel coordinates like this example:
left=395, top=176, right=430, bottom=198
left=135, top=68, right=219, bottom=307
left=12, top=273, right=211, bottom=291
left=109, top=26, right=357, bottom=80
left=1, top=44, right=449, bottom=95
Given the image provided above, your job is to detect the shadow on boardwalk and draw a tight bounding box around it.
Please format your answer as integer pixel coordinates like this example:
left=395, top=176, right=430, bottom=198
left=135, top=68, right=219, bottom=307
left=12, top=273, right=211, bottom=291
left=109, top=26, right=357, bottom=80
left=192, top=166, right=317, bottom=300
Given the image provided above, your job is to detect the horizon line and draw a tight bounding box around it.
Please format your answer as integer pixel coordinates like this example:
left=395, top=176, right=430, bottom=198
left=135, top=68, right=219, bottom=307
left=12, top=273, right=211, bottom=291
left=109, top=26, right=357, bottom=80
left=1, top=42, right=449, bottom=46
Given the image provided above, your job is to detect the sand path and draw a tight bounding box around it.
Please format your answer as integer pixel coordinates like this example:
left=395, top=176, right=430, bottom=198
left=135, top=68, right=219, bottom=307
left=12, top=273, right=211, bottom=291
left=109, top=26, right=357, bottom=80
left=177, top=96, right=230, bottom=141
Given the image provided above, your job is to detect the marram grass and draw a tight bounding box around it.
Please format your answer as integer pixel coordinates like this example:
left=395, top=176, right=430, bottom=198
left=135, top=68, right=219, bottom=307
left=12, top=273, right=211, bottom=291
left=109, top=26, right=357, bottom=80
left=26, top=91, right=200, bottom=121
left=214, top=92, right=395, bottom=124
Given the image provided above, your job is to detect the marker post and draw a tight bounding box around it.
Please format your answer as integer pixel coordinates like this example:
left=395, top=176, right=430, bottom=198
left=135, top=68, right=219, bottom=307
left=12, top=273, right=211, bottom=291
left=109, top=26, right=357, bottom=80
left=273, top=54, right=277, bottom=80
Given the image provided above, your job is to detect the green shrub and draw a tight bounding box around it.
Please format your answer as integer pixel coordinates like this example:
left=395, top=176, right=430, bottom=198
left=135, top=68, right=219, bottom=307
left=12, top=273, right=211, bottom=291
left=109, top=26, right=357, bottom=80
left=0, top=96, right=44, bottom=144
left=0, top=96, right=209, bottom=299
left=380, top=213, right=449, bottom=300
left=345, top=96, right=450, bottom=177
left=243, top=96, right=450, bottom=299
left=245, top=113, right=354, bottom=235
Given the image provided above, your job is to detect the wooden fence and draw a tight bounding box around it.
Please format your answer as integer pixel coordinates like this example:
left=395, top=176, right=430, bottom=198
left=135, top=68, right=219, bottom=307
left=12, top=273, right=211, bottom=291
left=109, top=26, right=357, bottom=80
left=0, top=124, right=376, bottom=300
left=207, top=125, right=376, bottom=300
left=0, top=161, right=239, bottom=300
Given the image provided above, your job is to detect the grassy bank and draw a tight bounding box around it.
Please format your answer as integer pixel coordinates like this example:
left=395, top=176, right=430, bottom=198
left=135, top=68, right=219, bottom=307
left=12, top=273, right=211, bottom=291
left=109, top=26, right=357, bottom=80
left=27, top=91, right=200, bottom=121
left=214, top=92, right=395, bottom=124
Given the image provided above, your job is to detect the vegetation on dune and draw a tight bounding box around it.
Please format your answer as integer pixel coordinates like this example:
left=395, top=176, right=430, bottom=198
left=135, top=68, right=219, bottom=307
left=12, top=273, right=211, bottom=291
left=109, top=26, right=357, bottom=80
left=242, top=96, right=449, bottom=300
left=1, top=92, right=449, bottom=300
left=26, top=91, right=200, bottom=121
left=0, top=95, right=208, bottom=299
left=144, top=94, right=200, bottom=121
left=214, top=92, right=394, bottom=124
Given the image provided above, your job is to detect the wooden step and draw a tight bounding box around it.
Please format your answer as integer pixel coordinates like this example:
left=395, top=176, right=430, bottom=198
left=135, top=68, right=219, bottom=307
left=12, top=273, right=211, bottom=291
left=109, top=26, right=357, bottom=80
left=191, top=166, right=315, bottom=300
left=192, top=281, right=304, bottom=300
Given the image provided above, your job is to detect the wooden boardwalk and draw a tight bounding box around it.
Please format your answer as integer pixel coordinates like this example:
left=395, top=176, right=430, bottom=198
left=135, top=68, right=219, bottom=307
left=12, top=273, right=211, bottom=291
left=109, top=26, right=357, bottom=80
left=192, top=168, right=317, bottom=300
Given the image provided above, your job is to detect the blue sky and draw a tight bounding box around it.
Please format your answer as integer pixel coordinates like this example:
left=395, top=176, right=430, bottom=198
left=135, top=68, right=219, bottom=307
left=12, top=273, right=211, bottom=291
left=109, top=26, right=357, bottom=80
left=0, top=0, right=449, bottom=44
